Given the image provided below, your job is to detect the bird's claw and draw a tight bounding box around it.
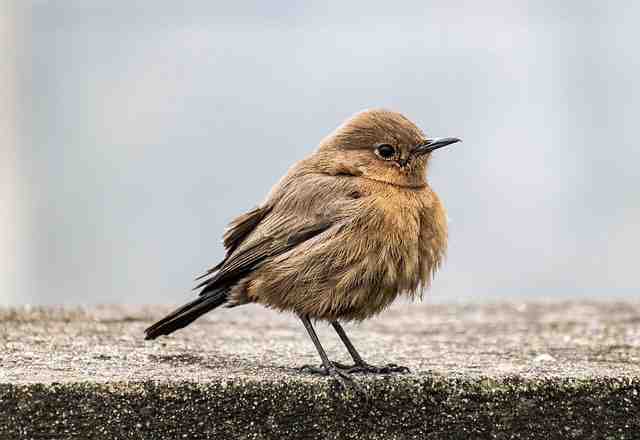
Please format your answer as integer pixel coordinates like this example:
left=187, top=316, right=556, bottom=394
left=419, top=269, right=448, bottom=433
left=298, top=363, right=364, bottom=393
left=298, top=364, right=331, bottom=376
left=340, top=362, right=411, bottom=375
left=300, top=361, right=410, bottom=375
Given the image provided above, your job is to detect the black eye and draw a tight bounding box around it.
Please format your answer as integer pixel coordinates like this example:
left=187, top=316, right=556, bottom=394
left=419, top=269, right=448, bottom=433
left=376, top=144, right=396, bottom=159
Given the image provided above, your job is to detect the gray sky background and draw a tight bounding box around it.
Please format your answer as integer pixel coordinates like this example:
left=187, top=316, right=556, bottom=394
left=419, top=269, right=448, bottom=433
left=5, top=1, right=639, bottom=305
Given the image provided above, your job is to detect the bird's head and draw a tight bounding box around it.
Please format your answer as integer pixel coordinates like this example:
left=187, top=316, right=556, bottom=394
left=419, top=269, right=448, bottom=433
left=314, top=109, right=460, bottom=188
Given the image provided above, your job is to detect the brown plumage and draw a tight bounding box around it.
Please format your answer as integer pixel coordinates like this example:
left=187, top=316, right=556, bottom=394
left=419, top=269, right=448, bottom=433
left=145, top=109, right=460, bottom=385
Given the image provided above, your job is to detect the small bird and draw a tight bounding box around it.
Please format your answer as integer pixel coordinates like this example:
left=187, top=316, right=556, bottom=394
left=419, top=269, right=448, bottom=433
left=145, top=109, right=460, bottom=385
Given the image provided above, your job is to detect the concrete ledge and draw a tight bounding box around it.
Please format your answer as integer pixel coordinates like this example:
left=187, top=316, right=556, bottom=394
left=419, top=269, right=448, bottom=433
left=1, top=302, right=639, bottom=439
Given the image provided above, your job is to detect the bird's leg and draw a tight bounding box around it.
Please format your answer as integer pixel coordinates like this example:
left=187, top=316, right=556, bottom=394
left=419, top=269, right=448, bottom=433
left=297, top=315, right=359, bottom=390
left=331, top=321, right=410, bottom=374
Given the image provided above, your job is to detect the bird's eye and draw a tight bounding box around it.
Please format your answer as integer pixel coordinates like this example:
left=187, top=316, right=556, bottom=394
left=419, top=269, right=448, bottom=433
left=376, top=144, right=396, bottom=160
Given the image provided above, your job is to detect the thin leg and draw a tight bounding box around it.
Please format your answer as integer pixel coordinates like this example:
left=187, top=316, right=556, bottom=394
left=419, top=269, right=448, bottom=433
left=298, top=315, right=357, bottom=389
left=301, top=315, right=334, bottom=371
left=331, top=321, right=365, bottom=364
left=331, top=321, right=410, bottom=375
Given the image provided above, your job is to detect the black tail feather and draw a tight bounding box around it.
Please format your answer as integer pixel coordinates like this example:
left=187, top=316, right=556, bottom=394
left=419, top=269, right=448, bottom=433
left=144, top=287, right=229, bottom=340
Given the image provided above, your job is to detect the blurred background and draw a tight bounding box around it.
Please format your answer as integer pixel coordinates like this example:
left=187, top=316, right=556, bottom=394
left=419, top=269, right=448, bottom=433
left=3, top=1, right=639, bottom=306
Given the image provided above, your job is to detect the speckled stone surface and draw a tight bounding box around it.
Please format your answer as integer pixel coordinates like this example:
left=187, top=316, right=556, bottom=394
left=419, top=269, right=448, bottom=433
left=1, top=301, right=639, bottom=439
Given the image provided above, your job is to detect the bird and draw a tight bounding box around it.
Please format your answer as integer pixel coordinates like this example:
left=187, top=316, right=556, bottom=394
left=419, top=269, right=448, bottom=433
left=144, top=109, right=460, bottom=386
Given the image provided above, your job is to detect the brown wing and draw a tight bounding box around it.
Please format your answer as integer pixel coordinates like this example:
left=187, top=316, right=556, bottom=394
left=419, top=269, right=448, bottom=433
left=194, top=205, right=272, bottom=281
left=195, top=171, right=359, bottom=298
left=195, top=216, right=333, bottom=296
left=223, top=205, right=273, bottom=254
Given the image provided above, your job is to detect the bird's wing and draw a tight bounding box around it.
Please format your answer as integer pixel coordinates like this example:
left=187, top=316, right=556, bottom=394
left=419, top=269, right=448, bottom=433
left=194, top=205, right=273, bottom=281
left=195, top=216, right=334, bottom=296
left=223, top=205, right=273, bottom=254
left=195, top=172, right=356, bottom=297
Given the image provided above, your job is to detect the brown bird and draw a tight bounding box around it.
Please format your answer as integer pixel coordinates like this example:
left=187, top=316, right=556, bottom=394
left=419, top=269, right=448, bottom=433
left=145, top=109, right=460, bottom=385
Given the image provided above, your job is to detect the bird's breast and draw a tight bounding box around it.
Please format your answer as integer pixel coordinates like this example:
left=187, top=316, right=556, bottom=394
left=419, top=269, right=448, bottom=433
left=355, top=184, right=448, bottom=309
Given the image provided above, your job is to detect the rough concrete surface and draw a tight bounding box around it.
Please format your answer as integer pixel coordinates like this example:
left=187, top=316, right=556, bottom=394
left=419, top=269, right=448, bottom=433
left=1, top=301, right=639, bottom=439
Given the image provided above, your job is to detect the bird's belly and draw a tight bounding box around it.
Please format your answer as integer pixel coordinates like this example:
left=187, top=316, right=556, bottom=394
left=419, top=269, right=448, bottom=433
left=332, top=216, right=426, bottom=321
left=330, top=242, right=424, bottom=321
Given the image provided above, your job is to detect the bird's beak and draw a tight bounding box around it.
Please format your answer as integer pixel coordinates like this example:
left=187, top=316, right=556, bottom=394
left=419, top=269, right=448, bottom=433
left=413, top=137, right=461, bottom=156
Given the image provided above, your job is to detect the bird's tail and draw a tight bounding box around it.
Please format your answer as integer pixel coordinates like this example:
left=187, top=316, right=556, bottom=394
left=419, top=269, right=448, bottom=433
left=144, top=287, right=229, bottom=340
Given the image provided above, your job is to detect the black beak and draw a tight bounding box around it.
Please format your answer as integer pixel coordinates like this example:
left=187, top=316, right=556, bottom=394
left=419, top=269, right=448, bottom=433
left=413, top=137, right=461, bottom=156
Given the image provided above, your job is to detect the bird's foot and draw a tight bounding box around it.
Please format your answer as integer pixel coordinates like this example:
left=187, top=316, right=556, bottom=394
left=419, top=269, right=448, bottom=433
left=298, top=363, right=363, bottom=392
left=338, top=362, right=411, bottom=375
left=298, top=363, right=331, bottom=376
